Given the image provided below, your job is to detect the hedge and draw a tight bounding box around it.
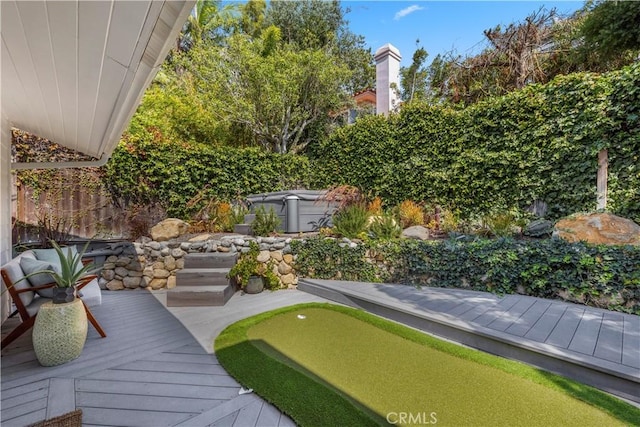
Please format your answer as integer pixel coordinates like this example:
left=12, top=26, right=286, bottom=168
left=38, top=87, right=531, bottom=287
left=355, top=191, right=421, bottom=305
left=292, top=237, right=640, bottom=315
left=101, top=136, right=313, bottom=217
left=311, top=63, right=640, bottom=221
left=100, top=64, right=639, bottom=222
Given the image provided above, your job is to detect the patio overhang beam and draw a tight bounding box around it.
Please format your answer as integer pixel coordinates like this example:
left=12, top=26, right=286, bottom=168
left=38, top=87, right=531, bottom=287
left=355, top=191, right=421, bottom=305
left=10, top=155, right=109, bottom=171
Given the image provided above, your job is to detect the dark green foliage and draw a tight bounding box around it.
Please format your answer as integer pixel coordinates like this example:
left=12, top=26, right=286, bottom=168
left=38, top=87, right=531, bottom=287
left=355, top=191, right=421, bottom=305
left=101, top=138, right=311, bottom=218
left=310, top=63, right=640, bottom=221
left=605, top=64, right=640, bottom=223
left=102, top=64, right=639, bottom=225
left=581, top=0, right=640, bottom=61
left=397, top=238, right=640, bottom=315
left=291, top=238, right=379, bottom=283
left=265, top=0, right=375, bottom=93
left=309, top=114, right=397, bottom=191
left=251, top=206, right=281, bottom=236
left=291, top=237, right=640, bottom=315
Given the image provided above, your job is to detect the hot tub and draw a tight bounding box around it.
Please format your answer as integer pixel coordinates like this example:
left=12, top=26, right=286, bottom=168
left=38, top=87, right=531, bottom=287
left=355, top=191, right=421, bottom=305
left=246, top=190, right=338, bottom=233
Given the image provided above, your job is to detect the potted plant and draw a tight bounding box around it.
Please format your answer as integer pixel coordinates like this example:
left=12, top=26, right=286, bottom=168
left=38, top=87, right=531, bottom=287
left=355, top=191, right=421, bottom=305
left=21, top=240, right=96, bottom=366
left=22, top=240, right=96, bottom=303
left=228, top=241, right=279, bottom=294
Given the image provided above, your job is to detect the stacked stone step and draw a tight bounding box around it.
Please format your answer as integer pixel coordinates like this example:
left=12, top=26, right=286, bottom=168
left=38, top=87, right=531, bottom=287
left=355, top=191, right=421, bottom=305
left=166, top=252, right=237, bottom=307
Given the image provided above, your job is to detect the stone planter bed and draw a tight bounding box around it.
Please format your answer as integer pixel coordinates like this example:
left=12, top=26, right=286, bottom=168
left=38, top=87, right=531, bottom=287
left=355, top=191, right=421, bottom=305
left=100, top=235, right=301, bottom=291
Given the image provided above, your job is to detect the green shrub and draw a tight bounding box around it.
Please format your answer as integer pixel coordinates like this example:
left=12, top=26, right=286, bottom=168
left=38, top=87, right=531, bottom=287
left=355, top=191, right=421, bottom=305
left=251, top=206, right=281, bottom=236
left=102, top=139, right=312, bottom=218
left=309, top=63, right=640, bottom=222
left=291, top=238, right=380, bottom=282
left=332, top=204, right=370, bottom=239
left=291, top=237, right=640, bottom=315
left=368, top=213, right=401, bottom=240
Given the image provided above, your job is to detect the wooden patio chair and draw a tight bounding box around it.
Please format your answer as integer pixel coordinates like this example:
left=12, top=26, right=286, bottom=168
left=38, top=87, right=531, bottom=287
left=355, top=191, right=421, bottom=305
left=1, top=263, right=106, bottom=350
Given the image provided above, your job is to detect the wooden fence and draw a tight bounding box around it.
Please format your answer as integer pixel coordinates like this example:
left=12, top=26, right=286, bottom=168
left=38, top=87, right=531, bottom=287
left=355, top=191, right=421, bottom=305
left=12, top=169, right=127, bottom=244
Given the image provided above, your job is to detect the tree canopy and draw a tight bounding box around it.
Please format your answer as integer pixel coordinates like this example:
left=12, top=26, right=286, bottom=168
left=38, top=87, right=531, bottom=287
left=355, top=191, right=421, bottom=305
left=581, top=0, right=640, bottom=60
left=186, top=29, right=351, bottom=153
left=128, top=0, right=364, bottom=154
left=398, top=42, right=429, bottom=103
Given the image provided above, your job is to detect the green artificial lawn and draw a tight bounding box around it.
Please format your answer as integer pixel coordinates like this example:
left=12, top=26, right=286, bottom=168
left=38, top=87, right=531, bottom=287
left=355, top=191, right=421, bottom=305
left=214, top=303, right=640, bottom=427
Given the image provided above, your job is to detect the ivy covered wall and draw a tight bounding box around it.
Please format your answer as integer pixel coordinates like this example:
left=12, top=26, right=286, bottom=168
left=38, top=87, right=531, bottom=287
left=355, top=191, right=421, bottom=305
left=101, top=136, right=313, bottom=217
left=311, top=63, right=640, bottom=221
left=100, top=63, right=639, bottom=222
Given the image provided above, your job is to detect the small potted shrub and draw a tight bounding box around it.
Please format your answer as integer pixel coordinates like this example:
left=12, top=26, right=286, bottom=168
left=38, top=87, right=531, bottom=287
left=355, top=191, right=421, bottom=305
left=228, top=241, right=280, bottom=294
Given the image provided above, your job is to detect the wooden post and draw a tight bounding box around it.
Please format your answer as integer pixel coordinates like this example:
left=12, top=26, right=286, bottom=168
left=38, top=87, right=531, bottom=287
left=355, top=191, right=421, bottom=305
left=597, top=149, right=608, bottom=210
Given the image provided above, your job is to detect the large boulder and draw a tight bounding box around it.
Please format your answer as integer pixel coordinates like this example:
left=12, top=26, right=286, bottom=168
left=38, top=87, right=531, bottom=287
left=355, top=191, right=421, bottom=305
left=401, top=225, right=430, bottom=240
left=554, top=213, right=640, bottom=245
left=150, top=218, right=189, bottom=241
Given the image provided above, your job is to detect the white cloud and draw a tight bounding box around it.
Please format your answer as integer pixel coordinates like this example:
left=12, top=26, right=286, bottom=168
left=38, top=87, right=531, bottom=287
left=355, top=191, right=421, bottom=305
left=394, top=5, right=424, bottom=21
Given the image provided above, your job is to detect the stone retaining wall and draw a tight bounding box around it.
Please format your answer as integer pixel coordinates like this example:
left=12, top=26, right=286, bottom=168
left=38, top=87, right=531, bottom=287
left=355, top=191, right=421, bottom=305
left=99, top=236, right=300, bottom=291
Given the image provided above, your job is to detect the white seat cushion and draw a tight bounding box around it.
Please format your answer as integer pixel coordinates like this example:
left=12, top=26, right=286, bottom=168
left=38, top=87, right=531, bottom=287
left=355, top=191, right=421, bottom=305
left=25, top=296, right=51, bottom=317
left=3, top=251, right=37, bottom=307
left=78, top=278, right=102, bottom=307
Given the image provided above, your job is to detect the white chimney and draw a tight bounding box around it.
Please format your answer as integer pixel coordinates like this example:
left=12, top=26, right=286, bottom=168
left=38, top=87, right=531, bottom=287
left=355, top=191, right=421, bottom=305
left=375, top=44, right=402, bottom=116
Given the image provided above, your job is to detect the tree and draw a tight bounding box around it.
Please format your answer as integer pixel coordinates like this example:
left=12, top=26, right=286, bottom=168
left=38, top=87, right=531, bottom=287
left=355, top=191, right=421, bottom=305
left=238, top=0, right=266, bottom=38
left=399, top=42, right=429, bottom=103
left=177, top=0, right=238, bottom=52
left=581, top=0, right=640, bottom=60
left=426, top=4, right=640, bottom=105
left=188, top=31, right=351, bottom=153
left=266, top=0, right=343, bottom=49
left=266, top=0, right=374, bottom=93
left=425, top=8, right=566, bottom=104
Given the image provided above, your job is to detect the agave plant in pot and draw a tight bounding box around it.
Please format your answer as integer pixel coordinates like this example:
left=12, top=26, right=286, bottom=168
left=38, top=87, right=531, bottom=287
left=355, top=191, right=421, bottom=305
left=228, top=241, right=279, bottom=294
left=20, top=241, right=97, bottom=366
left=24, top=240, right=96, bottom=304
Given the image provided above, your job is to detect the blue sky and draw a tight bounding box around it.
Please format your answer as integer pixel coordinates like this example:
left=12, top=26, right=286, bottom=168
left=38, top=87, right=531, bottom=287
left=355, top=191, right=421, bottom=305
left=343, top=1, right=585, bottom=67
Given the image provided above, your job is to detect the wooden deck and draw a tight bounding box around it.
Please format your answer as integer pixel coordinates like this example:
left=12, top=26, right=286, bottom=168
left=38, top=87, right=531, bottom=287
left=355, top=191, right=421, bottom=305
left=1, top=289, right=325, bottom=427
left=3, top=282, right=638, bottom=426
left=298, top=279, right=640, bottom=405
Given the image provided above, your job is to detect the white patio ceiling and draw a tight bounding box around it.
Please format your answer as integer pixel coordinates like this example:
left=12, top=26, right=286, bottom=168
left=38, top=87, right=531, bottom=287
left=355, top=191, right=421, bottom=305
left=1, top=0, right=195, bottom=168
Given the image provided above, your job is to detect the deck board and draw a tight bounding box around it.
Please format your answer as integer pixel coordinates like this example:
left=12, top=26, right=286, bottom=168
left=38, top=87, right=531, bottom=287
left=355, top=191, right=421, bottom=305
left=75, top=379, right=239, bottom=400
left=505, top=300, right=552, bottom=337
left=524, top=303, right=567, bottom=342
left=545, top=306, right=585, bottom=348
left=487, top=297, right=536, bottom=332
left=81, top=368, right=240, bottom=387
left=1, top=289, right=325, bottom=426
left=255, top=400, right=282, bottom=426
left=81, top=407, right=194, bottom=427
left=593, top=313, right=624, bottom=363
left=77, top=392, right=225, bottom=414
left=210, top=411, right=238, bottom=426
left=569, top=311, right=603, bottom=355
left=622, top=315, right=640, bottom=369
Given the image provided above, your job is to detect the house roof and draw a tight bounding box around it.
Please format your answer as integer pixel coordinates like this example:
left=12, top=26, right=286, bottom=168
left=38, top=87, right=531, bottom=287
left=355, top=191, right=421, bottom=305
left=354, top=89, right=376, bottom=106
left=1, top=0, right=195, bottom=168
